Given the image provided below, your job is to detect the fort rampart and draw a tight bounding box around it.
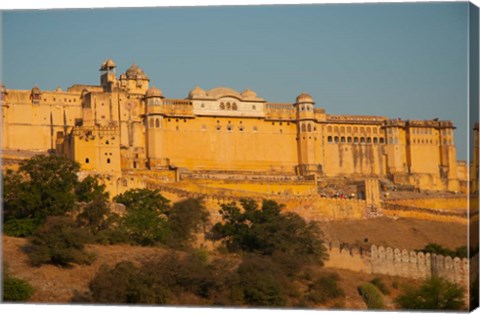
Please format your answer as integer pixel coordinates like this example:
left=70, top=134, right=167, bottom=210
left=324, top=240, right=472, bottom=290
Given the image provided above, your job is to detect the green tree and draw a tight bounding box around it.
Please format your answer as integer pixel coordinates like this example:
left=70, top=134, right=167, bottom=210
left=27, top=216, right=95, bottom=267
left=75, top=175, right=109, bottom=203
left=2, top=264, right=35, bottom=302
left=165, top=198, right=210, bottom=248
left=20, top=155, right=80, bottom=217
left=113, top=189, right=171, bottom=246
left=212, top=198, right=327, bottom=268
left=395, top=276, right=465, bottom=310
left=2, top=155, right=81, bottom=229
left=113, top=188, right=169, bottom=213
left=76, top=196, right=117, bottom=235
left=2, top=169, right=42, bottom=224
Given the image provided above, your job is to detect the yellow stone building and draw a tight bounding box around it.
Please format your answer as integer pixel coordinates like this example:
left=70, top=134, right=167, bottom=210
left=0, top=59, right=468, bottom=193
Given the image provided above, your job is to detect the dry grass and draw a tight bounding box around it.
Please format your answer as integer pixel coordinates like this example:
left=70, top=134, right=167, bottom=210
left=318, top=216, right=467, bottom=250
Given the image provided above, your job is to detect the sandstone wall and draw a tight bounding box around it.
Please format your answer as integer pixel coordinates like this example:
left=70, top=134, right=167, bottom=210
left=324, top=240, right=470, bottom=289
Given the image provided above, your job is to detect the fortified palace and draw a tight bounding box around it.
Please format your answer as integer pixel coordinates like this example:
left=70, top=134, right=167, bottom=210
left=1, top=59, right=472, bottom=195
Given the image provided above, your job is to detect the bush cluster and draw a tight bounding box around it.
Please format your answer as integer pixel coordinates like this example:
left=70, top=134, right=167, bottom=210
left=357, top=282, right=385, bottom=309
left=306, top=273, right=345, bottom=305
left=2, top=265, right=34, bottom=302
left=395, top=276, right=464, bottom=310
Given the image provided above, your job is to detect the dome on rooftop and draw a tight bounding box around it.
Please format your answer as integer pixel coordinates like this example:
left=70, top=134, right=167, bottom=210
left=206, top=87, right=242, bottom=99
left=99, top=59, right=116, bottom=71
left=145, top=86, right=163, bottom=98
left=188, top=86, right=207, bottom=99
left=125, top=63, right=148, bottom=80
left=296, top=92, right=314, bottom=104
left=241, top=88, right=258, bottom=99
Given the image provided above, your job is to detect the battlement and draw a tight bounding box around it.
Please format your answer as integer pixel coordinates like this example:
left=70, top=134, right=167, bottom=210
left=324, top=240, right=471, bottom=288
left=327, top=114, right=387, bottom=124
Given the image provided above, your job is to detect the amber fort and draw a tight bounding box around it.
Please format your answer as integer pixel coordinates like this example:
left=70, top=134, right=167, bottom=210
left=1, top=59, right=477, bottom=200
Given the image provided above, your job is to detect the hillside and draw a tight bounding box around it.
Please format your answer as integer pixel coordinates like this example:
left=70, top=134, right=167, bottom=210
left=3, top=235, right=419, bottom=309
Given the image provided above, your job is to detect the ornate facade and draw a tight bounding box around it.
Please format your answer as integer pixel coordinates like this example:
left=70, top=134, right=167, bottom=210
left=0, top=59, right=468, bottom=192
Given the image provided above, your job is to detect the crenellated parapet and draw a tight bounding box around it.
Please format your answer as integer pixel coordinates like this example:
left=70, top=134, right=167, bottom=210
left=264, top=103, right=296, bottom=121
left=324, top=240, right=470, bottom=289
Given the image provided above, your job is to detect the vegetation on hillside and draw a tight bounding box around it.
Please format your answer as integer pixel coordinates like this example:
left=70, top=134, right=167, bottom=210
left=2, top=264, right=35, bottom=302
left=395, top=276, right=465, bottom=310
left=1, top=155, right=469, bottom=310
left=357, top=282, right=385, bottom=309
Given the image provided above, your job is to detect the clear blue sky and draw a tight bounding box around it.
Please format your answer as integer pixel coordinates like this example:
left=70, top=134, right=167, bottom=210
left=1, top=3, right=472, bottom=160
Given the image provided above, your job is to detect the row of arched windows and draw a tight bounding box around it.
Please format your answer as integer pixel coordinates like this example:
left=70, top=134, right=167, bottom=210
left=220, top=102, right=238, bottom=111
left=328, top=136, right=385, bottom=144
left=327, top=125, right=379, bottom=134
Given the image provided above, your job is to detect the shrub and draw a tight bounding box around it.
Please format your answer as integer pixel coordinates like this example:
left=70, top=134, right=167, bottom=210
left=27, top=216, right=95, bottom=267
left=2, top=268, right=34, bottom=302
left=3, top=219, right=41, bottom=237
left=307, top=273, right=345, bottom=304
left=395, top=276, right=465, bottom=310
left=89, top=261, right=171, bottom=304
left=358, top=282, right=385, bottom=309
left=370, top=277, right=390, bottom=295
left=233, top=255, right=287, bottom=307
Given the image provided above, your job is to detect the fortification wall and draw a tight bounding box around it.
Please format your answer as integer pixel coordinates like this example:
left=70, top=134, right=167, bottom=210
left=145, top=181, right=368, bottom=222
left=382, top=202, right=468, bottom=224
left=389, top=197, right=467, bottom=211
left=324, top=240, right=470, bottom=289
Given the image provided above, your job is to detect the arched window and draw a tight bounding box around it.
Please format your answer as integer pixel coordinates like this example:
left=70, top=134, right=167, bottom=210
left=226, top=102, right=231, bottom=110
left=379, top=138, right=385, bottom=144
left=366, top=127, right=371, bottom=134
left=149, top=119, right=154, bottom=128
left=360, top=137, right=365, bottom=143
left=155, top=119, right=160, bottom=128
left=232, top=103, right=237, bottom=110
left=373, top=137, right=378, bottom=144
left=334, top=136, right=339, bottom=143
left=85, top=158, right=89, bottom=164
left=347, top=137, right=352, bottom=143
left=327, top=126, right=332, bottom=132
left=328, top=136, right=333, bottom=143
left=302, top=124, right=306, bottom=132
left=353, top=127, right=358, bottom=133
left=340, top=126, right=345, bottom=133
left=107, top=158, right=111, bottom=164
left=367, top=137, right=372, bottom=143
left=347, top=126, right=352, bottom=133
left=373, top=128, right=377, bottom=134
left=354, top=137, right=359, bottom=143
left=334, top=126, right=339, bottom=133
left=341, top=136, right=346, bottom=143
left=220, top=102, right=225, bottom=110
left=307, top=124, right=312, bottom=132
